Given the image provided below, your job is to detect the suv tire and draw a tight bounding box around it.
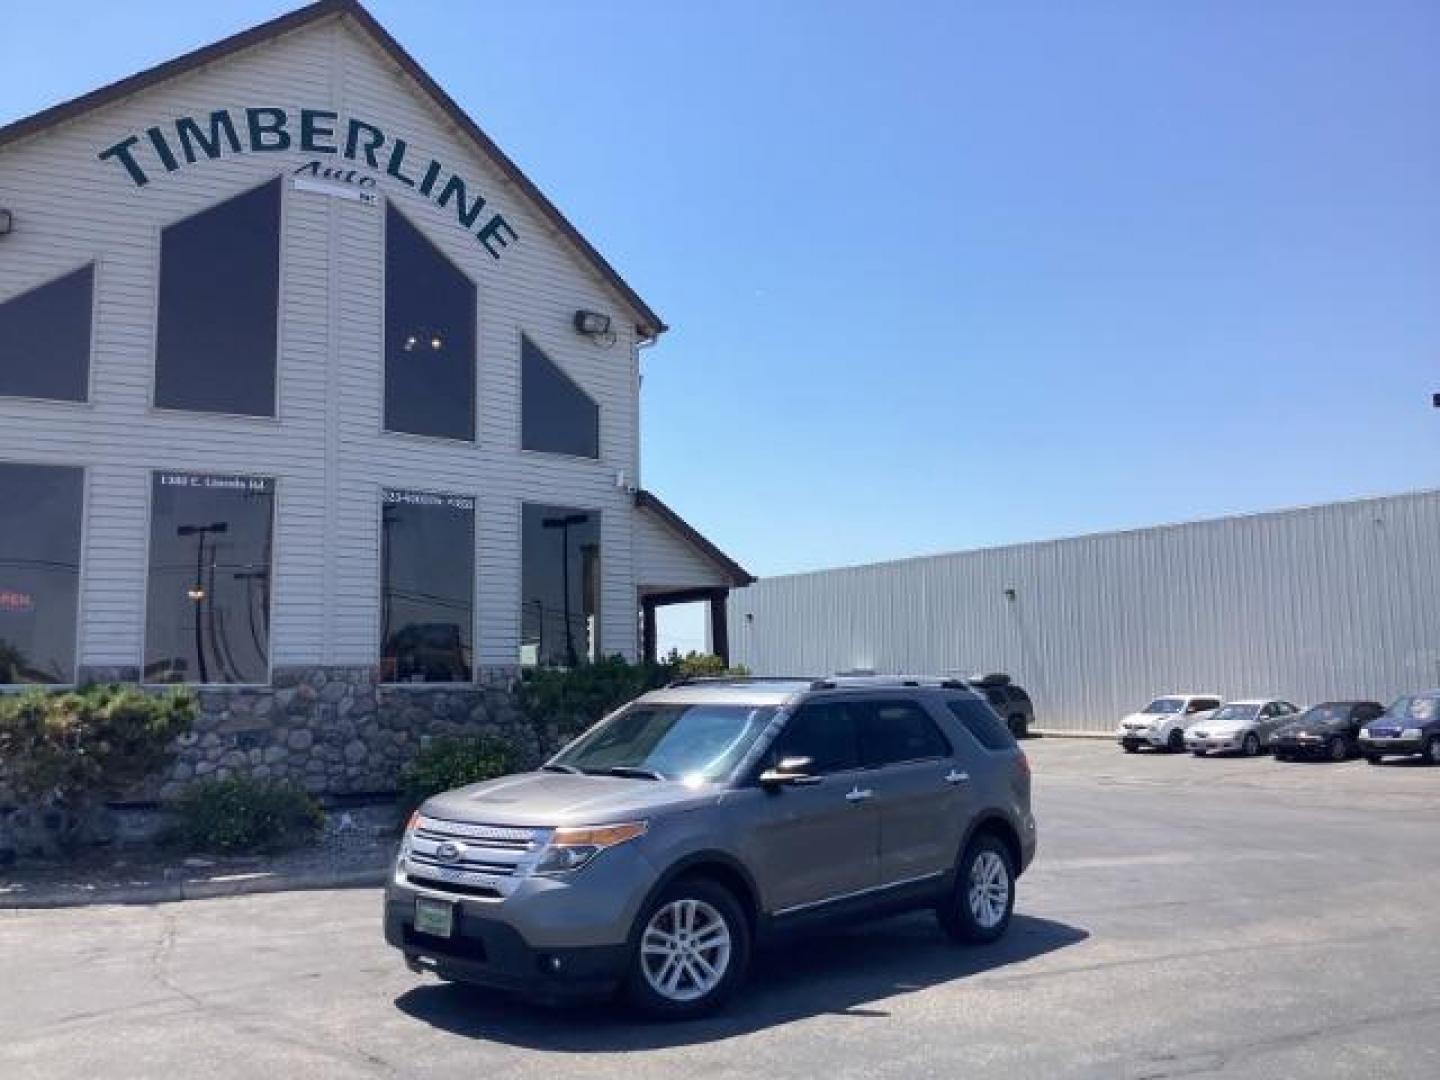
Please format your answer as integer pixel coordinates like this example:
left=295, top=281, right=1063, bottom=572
left=937, top=833, right=1015, bottom=945
left=1426, top=735, right=1440, bottom=767
left=624, top=876, right=751, bottom=1020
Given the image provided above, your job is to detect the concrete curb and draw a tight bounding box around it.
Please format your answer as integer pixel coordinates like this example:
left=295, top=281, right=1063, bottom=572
left=0, top=866, right=388, bottom=911
left=1029, top=729, right=1113, bottom=740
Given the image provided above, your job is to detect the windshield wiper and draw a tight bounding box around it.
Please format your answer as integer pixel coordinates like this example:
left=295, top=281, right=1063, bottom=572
left=604, top=766, right=665, bottom=781
left=541, top=763, right=582, bottom=775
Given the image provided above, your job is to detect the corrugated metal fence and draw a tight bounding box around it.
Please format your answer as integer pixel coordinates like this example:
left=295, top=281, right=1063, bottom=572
left=728, top=490, right=1440, bottom=732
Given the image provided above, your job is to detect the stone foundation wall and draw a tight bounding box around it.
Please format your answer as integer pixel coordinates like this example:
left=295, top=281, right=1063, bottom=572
left=163, top=665, right=541, bottom=798
left=1, top=665, right=548, bottom=860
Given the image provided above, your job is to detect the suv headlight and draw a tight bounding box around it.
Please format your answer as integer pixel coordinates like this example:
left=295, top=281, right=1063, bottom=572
left=397, top=810, right=419, bottom=867
left=534, top=821, right=648, bottom=875
left=1402, top=728, right=1424, bottom=739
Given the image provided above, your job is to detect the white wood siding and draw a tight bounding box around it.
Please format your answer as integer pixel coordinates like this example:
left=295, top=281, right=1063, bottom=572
left=729, top=491, right=1440, bottom=732
left=0, top=13, right=653, bottom=671
left=635, top=509, right=732, bottom=593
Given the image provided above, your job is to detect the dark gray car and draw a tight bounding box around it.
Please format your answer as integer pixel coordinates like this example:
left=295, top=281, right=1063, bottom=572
left=970, top=674, right=1035, bottom=738
left=384, top=676, right=1037, bottom=1018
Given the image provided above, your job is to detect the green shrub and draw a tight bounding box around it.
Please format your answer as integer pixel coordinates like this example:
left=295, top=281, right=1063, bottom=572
left=399, top=734, right=518, bottom=818
left=515, top=652, right=749, bottom=743
left=0, top=684, right=195, bottom=807
left=662, top=650, right=750, bottom=680
left=516, top=655, right=667, bottom=739
left=168, top=777, right=324, bottom=855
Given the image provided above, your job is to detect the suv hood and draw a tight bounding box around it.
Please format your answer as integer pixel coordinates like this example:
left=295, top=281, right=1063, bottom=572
left=420, top=771, right=716, bottom=828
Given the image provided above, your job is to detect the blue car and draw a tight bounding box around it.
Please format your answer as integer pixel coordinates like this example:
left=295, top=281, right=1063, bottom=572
left=1358, top=691, right=1440, bottom=765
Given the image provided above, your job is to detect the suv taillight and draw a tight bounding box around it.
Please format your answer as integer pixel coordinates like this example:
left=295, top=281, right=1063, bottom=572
left=1016, top=750, right=1030, bottom=777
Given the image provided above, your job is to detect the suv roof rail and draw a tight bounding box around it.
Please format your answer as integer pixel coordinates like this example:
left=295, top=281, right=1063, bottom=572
left=810, top=674, right=979, bottom=692
left=663, top=675, right=817, bottom=689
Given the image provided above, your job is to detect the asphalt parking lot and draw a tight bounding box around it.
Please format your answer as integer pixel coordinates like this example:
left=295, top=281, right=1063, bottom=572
left=4, top=738, right=1440, bottom=1080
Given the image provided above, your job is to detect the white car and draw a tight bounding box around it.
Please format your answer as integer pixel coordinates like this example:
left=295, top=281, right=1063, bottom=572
left=1117, top=694, right=1223, bottom=753
left=1185, top=699, right=1301, bottom=757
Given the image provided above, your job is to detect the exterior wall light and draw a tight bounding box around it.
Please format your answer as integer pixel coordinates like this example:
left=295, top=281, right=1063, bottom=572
left=573, top=310, right=611, bottom=336
left=0, top=209, right=12, bottom=236
left=1003, top=587, right=1017, bottom=602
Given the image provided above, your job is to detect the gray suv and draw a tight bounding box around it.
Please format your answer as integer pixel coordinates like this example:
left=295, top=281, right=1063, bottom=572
left=384, top=676, right=1037, bottom=1018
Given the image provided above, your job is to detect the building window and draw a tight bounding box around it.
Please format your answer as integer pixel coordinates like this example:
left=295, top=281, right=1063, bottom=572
left=0, top=463, right=83, bottom=684
left=0, top=265, right=93, bottom=402
left=154, top=178, right=281, bottom=416
left=380, top=488, right=475, bottom=683
left=144, top=472, right=274, bottom=684
left=384, top=205, right=477, bottom=441
left=521, top=503, right=600, bottom=667
left=521, top=336, right=599, bottom=458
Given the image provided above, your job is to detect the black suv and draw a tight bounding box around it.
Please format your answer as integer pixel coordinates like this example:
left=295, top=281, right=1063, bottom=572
left=970, top=674, right=1034, bottom=739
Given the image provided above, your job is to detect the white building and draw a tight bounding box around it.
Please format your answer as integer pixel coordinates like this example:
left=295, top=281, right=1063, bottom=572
left=0, top=0, right=750, bottom=727
left=729, top=490, right=1440, bottom=733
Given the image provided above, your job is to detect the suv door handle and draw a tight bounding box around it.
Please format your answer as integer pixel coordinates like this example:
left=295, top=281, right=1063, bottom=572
left=844, top=787, right=873, bottom=803
left=944, top=769, right=970, bottom=785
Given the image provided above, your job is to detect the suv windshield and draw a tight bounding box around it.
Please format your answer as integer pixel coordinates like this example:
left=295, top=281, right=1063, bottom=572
left=548, top=703, right=777, bottom=782
left=1384, top=696, right=1439, bottom=723
left=1143, top=698, right=1184, bottom=714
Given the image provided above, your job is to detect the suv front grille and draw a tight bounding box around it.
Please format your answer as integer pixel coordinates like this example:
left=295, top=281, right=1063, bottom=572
left=403, top=815, right=549, bottom=899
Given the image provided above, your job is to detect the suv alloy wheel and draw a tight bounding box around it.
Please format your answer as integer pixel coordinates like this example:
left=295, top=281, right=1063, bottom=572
left=938, top=833, right=1015, bottom=945
left=625, top=877, right=751, bottom=1019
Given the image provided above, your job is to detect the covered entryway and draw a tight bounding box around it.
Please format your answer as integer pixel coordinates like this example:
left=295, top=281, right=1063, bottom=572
left=633, top=490, right=755, bottom=665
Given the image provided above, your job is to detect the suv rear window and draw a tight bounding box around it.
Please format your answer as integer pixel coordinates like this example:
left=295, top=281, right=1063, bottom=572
left=947, top=697, right=1016, bottom=751
left=859, top=701, right=951, bottom=766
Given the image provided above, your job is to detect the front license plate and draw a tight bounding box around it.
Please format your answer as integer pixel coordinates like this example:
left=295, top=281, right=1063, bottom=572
left=415, top=896, right=455, bottom=939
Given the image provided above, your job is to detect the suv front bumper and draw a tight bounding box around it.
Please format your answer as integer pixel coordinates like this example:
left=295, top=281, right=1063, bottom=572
left=1117, top=728, right=1165, bottom=748
left=384, top=842, right=660, bottom=1000
left=1359, top=735, right=1424, bottom=758
left=384, top=895, right=628, bottom=1001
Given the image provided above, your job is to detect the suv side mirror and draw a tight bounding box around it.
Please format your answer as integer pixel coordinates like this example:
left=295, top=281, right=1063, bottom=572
left=759, top=756, right=822, bottom=788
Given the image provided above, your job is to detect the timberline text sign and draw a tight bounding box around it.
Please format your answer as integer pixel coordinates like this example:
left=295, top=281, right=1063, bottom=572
left=97, top=107, right=518, bottom=259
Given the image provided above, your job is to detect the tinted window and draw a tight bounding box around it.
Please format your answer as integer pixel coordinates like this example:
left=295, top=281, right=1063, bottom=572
left=520, top=503, right=600, bottom=667
left=948, top=697, right=1017, bottom=751
left=155, top=179, right=280, bottom=415
left=384, top=205, right=476, bottom=440
left=0, top=463, right=83, bottom=684
left=0, top=265, right=92, bottom=402
left=984, top=688, right=1006, bottom=708
left=380, top=489, right=474, bottom=683
left=522, top=336, right=599, bottom=458
left=771, top=703, right=860, bottom=774
left=1008, top=686, right=1030, bottom=703
left=144, top=472, right=273, bottom=684
left=861, top=701, right=951, bottom=766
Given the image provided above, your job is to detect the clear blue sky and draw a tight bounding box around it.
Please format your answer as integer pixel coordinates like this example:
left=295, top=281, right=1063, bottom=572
left=4, top=1, right=1437, bottom=653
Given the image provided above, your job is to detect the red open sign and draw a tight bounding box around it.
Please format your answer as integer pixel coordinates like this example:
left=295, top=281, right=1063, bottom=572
left=0, top=590, right=35, bottom=613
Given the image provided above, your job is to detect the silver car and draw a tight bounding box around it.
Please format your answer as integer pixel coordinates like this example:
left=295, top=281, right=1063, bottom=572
left=1185, top=699, right=1301, bottom=757
left=384, top=675, right=1037, bottom=1017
